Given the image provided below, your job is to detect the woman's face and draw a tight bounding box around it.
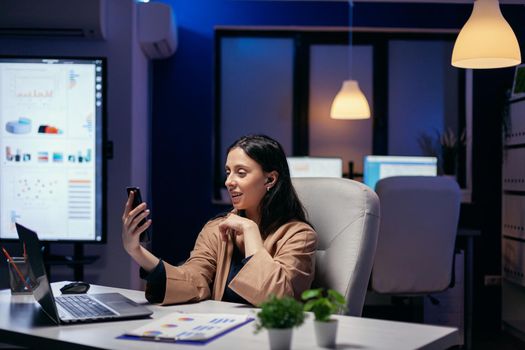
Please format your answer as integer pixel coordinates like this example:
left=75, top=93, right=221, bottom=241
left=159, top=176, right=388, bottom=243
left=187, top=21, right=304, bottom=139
left=225, top=147, right=273, bottom=219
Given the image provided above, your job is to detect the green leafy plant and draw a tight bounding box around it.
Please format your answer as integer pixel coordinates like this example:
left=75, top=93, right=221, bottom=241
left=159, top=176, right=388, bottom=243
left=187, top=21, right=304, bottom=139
left=254, top=295, right=305, bottom=333
left=301, top=288, right=346, bottom=322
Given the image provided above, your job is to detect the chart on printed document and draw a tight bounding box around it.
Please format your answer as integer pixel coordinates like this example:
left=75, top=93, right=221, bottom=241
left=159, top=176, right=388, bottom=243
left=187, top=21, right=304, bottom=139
left=0, top=59, right=102, bottom=241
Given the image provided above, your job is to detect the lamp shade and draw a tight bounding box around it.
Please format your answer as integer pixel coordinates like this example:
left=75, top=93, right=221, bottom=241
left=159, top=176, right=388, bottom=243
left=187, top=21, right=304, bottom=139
left=330, top=80, right=371, bottom=120
left=452, top=0, right=521, bottom=69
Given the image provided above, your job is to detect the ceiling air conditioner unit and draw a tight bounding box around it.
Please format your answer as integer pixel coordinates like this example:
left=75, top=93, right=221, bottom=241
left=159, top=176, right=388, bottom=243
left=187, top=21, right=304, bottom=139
left=138, top=2, right=177, bottom=59
left=0, top=0, right=106, bottom=39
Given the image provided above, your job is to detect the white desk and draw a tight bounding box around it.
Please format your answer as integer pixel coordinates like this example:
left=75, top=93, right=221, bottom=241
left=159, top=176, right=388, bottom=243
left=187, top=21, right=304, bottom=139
left=0, top=282, right=459, bottom=350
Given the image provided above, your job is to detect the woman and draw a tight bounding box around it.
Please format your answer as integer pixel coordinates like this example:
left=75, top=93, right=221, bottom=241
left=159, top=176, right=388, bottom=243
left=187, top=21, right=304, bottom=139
left=121, top=134, right=317, bottom=306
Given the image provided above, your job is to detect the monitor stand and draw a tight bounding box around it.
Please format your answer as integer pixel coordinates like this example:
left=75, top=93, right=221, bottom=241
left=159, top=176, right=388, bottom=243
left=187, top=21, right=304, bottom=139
left=42, top=243, right=99, bottom=281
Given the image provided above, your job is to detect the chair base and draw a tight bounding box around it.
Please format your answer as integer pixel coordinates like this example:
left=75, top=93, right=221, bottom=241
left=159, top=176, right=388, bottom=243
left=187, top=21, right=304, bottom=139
left=363, top=296, right=424, bottom=323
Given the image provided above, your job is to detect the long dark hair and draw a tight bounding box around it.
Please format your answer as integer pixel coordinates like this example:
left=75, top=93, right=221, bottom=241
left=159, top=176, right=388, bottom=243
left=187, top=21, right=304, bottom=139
left=227, top=134, right=308, bottom=238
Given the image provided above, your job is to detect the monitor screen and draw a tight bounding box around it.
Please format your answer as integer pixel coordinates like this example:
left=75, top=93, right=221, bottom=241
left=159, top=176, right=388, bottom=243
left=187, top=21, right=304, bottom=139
left=363, top=155, right=437, bottom=190
left=0, top=57, right=106, bottom=242
left=287, top=157, right=343, bottom=178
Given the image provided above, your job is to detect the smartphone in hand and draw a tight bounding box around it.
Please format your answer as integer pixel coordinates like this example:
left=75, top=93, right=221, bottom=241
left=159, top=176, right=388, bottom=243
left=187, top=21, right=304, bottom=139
left=126, top=186, right=151, bottom=242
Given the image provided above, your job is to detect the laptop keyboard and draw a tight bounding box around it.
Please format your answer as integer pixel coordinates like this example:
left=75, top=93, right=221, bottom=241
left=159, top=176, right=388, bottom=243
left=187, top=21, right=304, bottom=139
left=56, top=295, right=117, bottom=319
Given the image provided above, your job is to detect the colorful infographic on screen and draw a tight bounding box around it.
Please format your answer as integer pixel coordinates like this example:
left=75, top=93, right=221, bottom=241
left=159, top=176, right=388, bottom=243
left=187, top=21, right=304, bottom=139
left=0, top=58, right=104, bottom=241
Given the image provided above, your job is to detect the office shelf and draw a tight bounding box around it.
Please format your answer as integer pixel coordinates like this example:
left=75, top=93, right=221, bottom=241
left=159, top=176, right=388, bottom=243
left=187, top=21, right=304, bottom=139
left=502, top=98, right=525, bottom=338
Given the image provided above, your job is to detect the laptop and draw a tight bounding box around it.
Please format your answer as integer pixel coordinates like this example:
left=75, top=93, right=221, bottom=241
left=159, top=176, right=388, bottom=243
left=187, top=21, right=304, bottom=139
left=15, top=223, right=153, bottom=324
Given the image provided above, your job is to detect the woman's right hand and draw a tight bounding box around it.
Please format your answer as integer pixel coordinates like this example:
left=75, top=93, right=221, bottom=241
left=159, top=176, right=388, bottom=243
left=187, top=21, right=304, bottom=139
left=121, top=191, right=152, bottom=255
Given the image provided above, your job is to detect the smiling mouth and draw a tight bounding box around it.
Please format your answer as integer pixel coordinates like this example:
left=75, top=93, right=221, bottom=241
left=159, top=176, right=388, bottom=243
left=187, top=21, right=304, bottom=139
left=230, top=192, right=242, bottom=202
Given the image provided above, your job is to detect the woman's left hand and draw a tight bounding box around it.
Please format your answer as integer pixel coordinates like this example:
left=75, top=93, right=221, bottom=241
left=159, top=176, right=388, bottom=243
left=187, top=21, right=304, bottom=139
left=218, top=213, right=264, bottom=257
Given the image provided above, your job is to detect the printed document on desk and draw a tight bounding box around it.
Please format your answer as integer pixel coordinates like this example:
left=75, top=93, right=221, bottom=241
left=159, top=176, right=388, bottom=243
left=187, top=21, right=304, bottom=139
left=123, top=312, right=254, bottom=343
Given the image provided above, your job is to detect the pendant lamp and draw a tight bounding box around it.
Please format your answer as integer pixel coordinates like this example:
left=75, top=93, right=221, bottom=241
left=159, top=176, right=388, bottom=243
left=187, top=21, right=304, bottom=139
left=330, top=0, right=370, bottom=120
left=452, top=0, right=521, bottom=69
left=330, top=80, right=370, bottom=119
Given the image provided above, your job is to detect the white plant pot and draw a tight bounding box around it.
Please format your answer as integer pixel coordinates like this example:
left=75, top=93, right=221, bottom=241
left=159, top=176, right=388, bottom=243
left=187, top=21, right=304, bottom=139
left=314, top=319, right=338, bottom=348
left=267, top=328, right=293, bottom=350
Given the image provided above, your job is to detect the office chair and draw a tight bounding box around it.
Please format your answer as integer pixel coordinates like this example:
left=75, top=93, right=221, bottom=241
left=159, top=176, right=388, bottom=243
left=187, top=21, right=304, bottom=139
left=292, top=177, right=380, bottom=317
left=370, top=176, right=461, bottom=300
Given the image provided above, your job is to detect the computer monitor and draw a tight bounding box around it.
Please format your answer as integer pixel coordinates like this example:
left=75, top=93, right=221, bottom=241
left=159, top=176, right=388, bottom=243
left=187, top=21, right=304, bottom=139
left=287, top=157, right=343, bottom=178
left=0, top=56, right=106, bottom=243
left=363, top=155, right=438, bottom=190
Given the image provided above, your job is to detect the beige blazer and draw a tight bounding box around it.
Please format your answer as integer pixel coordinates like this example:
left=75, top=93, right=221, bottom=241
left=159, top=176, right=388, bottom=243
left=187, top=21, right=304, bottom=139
left=157, top=218, right=317, bottom=306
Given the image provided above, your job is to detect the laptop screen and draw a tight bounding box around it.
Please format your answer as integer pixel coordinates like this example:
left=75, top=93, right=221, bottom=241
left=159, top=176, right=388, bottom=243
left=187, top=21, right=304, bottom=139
left=363, top=155, right=438, bottom=190
left=15, top=223, right=60, bottom=324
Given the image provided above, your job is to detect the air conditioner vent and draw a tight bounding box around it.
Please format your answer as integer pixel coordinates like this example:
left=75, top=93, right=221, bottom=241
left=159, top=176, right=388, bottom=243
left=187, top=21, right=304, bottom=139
left=0, top=28, right=87, bottom=38
left=0, top=0, right=106, bottom=39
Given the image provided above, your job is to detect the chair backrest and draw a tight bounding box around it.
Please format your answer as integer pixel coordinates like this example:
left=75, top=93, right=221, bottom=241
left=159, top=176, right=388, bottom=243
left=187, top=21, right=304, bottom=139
left=370, top=176, right=461, bottom=295
left=292, top=177, right=380, bottom=316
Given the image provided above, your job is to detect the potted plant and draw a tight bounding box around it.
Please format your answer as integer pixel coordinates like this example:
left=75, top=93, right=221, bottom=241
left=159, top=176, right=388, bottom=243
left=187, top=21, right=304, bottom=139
left=417, top=128, right=466, bottom=177
left=255, top=295, right=305, bottom=350
left=301, top=288, right=346, bottom=348
left=439, top=128, right=466, bottom=176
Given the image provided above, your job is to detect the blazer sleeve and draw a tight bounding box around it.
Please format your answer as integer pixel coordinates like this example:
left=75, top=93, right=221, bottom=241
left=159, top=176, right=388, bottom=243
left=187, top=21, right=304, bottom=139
left=228, top=222, right=317, bottom=306
left=159, top=220, right=220, bottom=305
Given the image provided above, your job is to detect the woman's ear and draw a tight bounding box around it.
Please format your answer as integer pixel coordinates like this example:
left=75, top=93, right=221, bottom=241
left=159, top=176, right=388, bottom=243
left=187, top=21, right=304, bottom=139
left=265, top=171, right=279, bottom=187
